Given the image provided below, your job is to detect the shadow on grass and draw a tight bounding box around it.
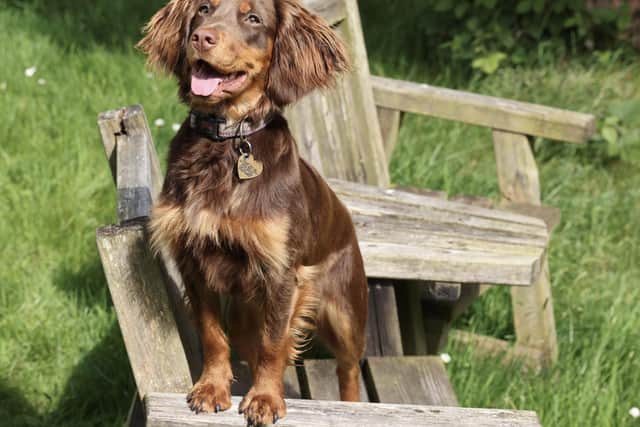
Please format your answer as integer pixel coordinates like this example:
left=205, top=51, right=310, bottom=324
left=6, top=0, right=165, bottom=50
left=0, top=380, right=43, bottom=427
left=47, top=323, right=134, bottom=427
left=48, top=259, right=133, bottom=425
left=53, top=257, right=111, bottom=309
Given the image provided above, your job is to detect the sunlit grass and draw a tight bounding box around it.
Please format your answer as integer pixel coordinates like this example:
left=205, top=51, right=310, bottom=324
left=0, top=1, right=639, bottom=426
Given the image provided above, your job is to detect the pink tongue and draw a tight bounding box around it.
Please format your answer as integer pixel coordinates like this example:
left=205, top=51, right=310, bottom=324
left=191, top=75, right=223, bottom=96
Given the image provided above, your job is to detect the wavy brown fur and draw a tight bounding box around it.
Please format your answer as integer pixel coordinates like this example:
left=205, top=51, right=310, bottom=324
left=140, top=1, right=364, bottom=425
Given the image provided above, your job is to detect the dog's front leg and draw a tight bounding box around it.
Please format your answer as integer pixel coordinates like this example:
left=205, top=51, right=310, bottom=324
left=239, top=284, right=297, bottom=426
left=187, top=286, right=233, bottom=414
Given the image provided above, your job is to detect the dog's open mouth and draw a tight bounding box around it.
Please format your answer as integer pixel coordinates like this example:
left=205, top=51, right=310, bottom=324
left=191, top=60, right=248, bottom=97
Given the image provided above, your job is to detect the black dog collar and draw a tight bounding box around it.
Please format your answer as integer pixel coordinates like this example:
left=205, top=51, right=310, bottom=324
left=189, top=111, right=272, bottom=142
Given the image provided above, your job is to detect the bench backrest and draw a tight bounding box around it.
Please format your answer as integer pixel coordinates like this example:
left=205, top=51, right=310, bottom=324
left=290, top=0, right=389, bottom=187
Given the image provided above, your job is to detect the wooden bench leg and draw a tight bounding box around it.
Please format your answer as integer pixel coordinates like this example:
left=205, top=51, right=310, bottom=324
left=421, top=284, right=482, bottom=354
left=493, top=129, right=558, bottom=365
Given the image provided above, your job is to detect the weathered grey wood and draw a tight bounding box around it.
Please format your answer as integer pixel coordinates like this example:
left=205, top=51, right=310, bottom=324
left=377, top=106, right=402, bottom=159
left=99, top=105, right=202, bottom=380
left=302, top=0, right=347, bottom=26
left=96, top=222, right=192, bottom=398
left=287, top=0, right=390, bottom=186
left=449, top=195, right=562, bottom=232
left=365, top=356, right=458, bottom=407
left=493, top=129, right=558, bottom=365
left=327, top=179, right=548, bottom=286
left=371, top=75, right=596, bottom=144
left=230, top=361, right=301, bottom=399
left=303, top=359, right=369, bottom=402
left=147, top=393, right=541, bottom=427
left=359, top=240, right=543, bottom=286
left=450, top=331, right=546, bottom=371
left=98, top=105, right=163, bottom=222
left=367, top=282, right=404, bottom=356
left=502, top=202, right=562, bottom=232
left=331, top=179, right=549, bottom=234
left=364, top=289, right=381, bottom=357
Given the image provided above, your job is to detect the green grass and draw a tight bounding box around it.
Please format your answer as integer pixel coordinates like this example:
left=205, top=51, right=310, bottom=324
left=0, top=1, right=639, bottom=426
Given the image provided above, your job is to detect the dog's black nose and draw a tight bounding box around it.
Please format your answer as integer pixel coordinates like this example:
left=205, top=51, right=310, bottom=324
left=192, top=28, right=218, bottom=51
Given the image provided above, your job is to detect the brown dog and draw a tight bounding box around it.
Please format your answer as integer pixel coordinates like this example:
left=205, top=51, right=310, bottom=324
left=138, top=0, right=368, bottom=425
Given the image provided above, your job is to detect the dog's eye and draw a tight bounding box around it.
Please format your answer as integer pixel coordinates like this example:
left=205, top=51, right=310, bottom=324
left=198, top=4, right=211, bottom=15
left=246, top=13, right=262, bottom=24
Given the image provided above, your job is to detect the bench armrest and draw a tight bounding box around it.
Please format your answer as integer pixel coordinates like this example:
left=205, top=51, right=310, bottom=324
left=371, top=75, right=596, bottom=144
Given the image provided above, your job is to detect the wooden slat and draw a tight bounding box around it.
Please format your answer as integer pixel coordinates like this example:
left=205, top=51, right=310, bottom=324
left=287, top=0, right=390, bottom=186
left=98, top=105, right=163, bottom=222
left=147, top=393, right=542, bottom=426
left=376, top=106, right=402, bottom=159
left=230, top=362, right=301, bottom=399
left=303, top=359, right=369, bottom=402
left=365, top=357, right=458, bottom=407
left=493, top=130, right=558, bottom=365
left=330, top=179, right=549, bottom=233
left=366, top=282, right=404, bottom=356
left=450, top=331, right=546, bottom=371
left=302, top=0, right=347, bottom=26
left=98, top=105, right=202, bottom=378
left=359, top=241, right=542, bottom=286
left=96, top=222, right=192, bottom=398
left=371, top=75, right=596, bottom=143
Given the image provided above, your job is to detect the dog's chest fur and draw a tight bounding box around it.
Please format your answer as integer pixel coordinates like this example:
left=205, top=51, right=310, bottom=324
left=150, top=127, right=299, bottom=293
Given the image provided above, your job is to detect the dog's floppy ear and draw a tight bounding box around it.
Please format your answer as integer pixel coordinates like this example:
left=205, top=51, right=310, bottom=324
left=266, top=0, right=349, bottom=106
left=137, top=0, right=192, bottom=75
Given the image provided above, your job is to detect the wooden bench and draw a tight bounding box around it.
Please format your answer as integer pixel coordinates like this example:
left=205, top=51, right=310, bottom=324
left=94, top=0, right=594, bottom=424
left=144, top=393, right=541, bottom=426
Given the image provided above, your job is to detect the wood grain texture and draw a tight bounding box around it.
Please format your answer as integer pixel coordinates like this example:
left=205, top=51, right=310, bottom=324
left=367, top=282, right=404, bottom=356
left=98, top=105, right=163, bottom=222
left=328, top=179, right=549, bottom=285
left=287, top=0, right=390, bottom=186
left=365, top=356, right=458, bottom=407
left=99, top=105, right=202, bottom=378
left=376, top=106, right=402, bottom=159
left=371, top=75, right=596, bottom=143
left=303, top=359, right=369, bottom=402
left=493, top=130, right=558, bottom=365
left=301, top=0, right=347, bottom=25
left=146, top=393, right=541, bottom=426
left=96, top=222, right=192, bottom=398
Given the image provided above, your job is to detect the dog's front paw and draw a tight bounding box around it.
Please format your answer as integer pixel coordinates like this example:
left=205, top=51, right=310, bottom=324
left=187, top=378, right=232, bottom=414
left=239, top=388, right=286, bottom=426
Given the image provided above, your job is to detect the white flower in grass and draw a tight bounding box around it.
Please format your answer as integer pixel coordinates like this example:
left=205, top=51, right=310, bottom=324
left=440, top=353, right=452, bottom=364
left=37, top=78, right=47, bottom=86
left=154, top=118, right=166, bottom=127
left=0, top=82, right=6, bottom=91
left=172, top=123, right=181, bottom=132
left=630, top=407, right=640, bottom=418
left=25, top=66, right=37, bottom=77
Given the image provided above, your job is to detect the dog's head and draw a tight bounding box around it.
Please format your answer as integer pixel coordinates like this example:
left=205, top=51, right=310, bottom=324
left=138, top=0, right=349, bottom=120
